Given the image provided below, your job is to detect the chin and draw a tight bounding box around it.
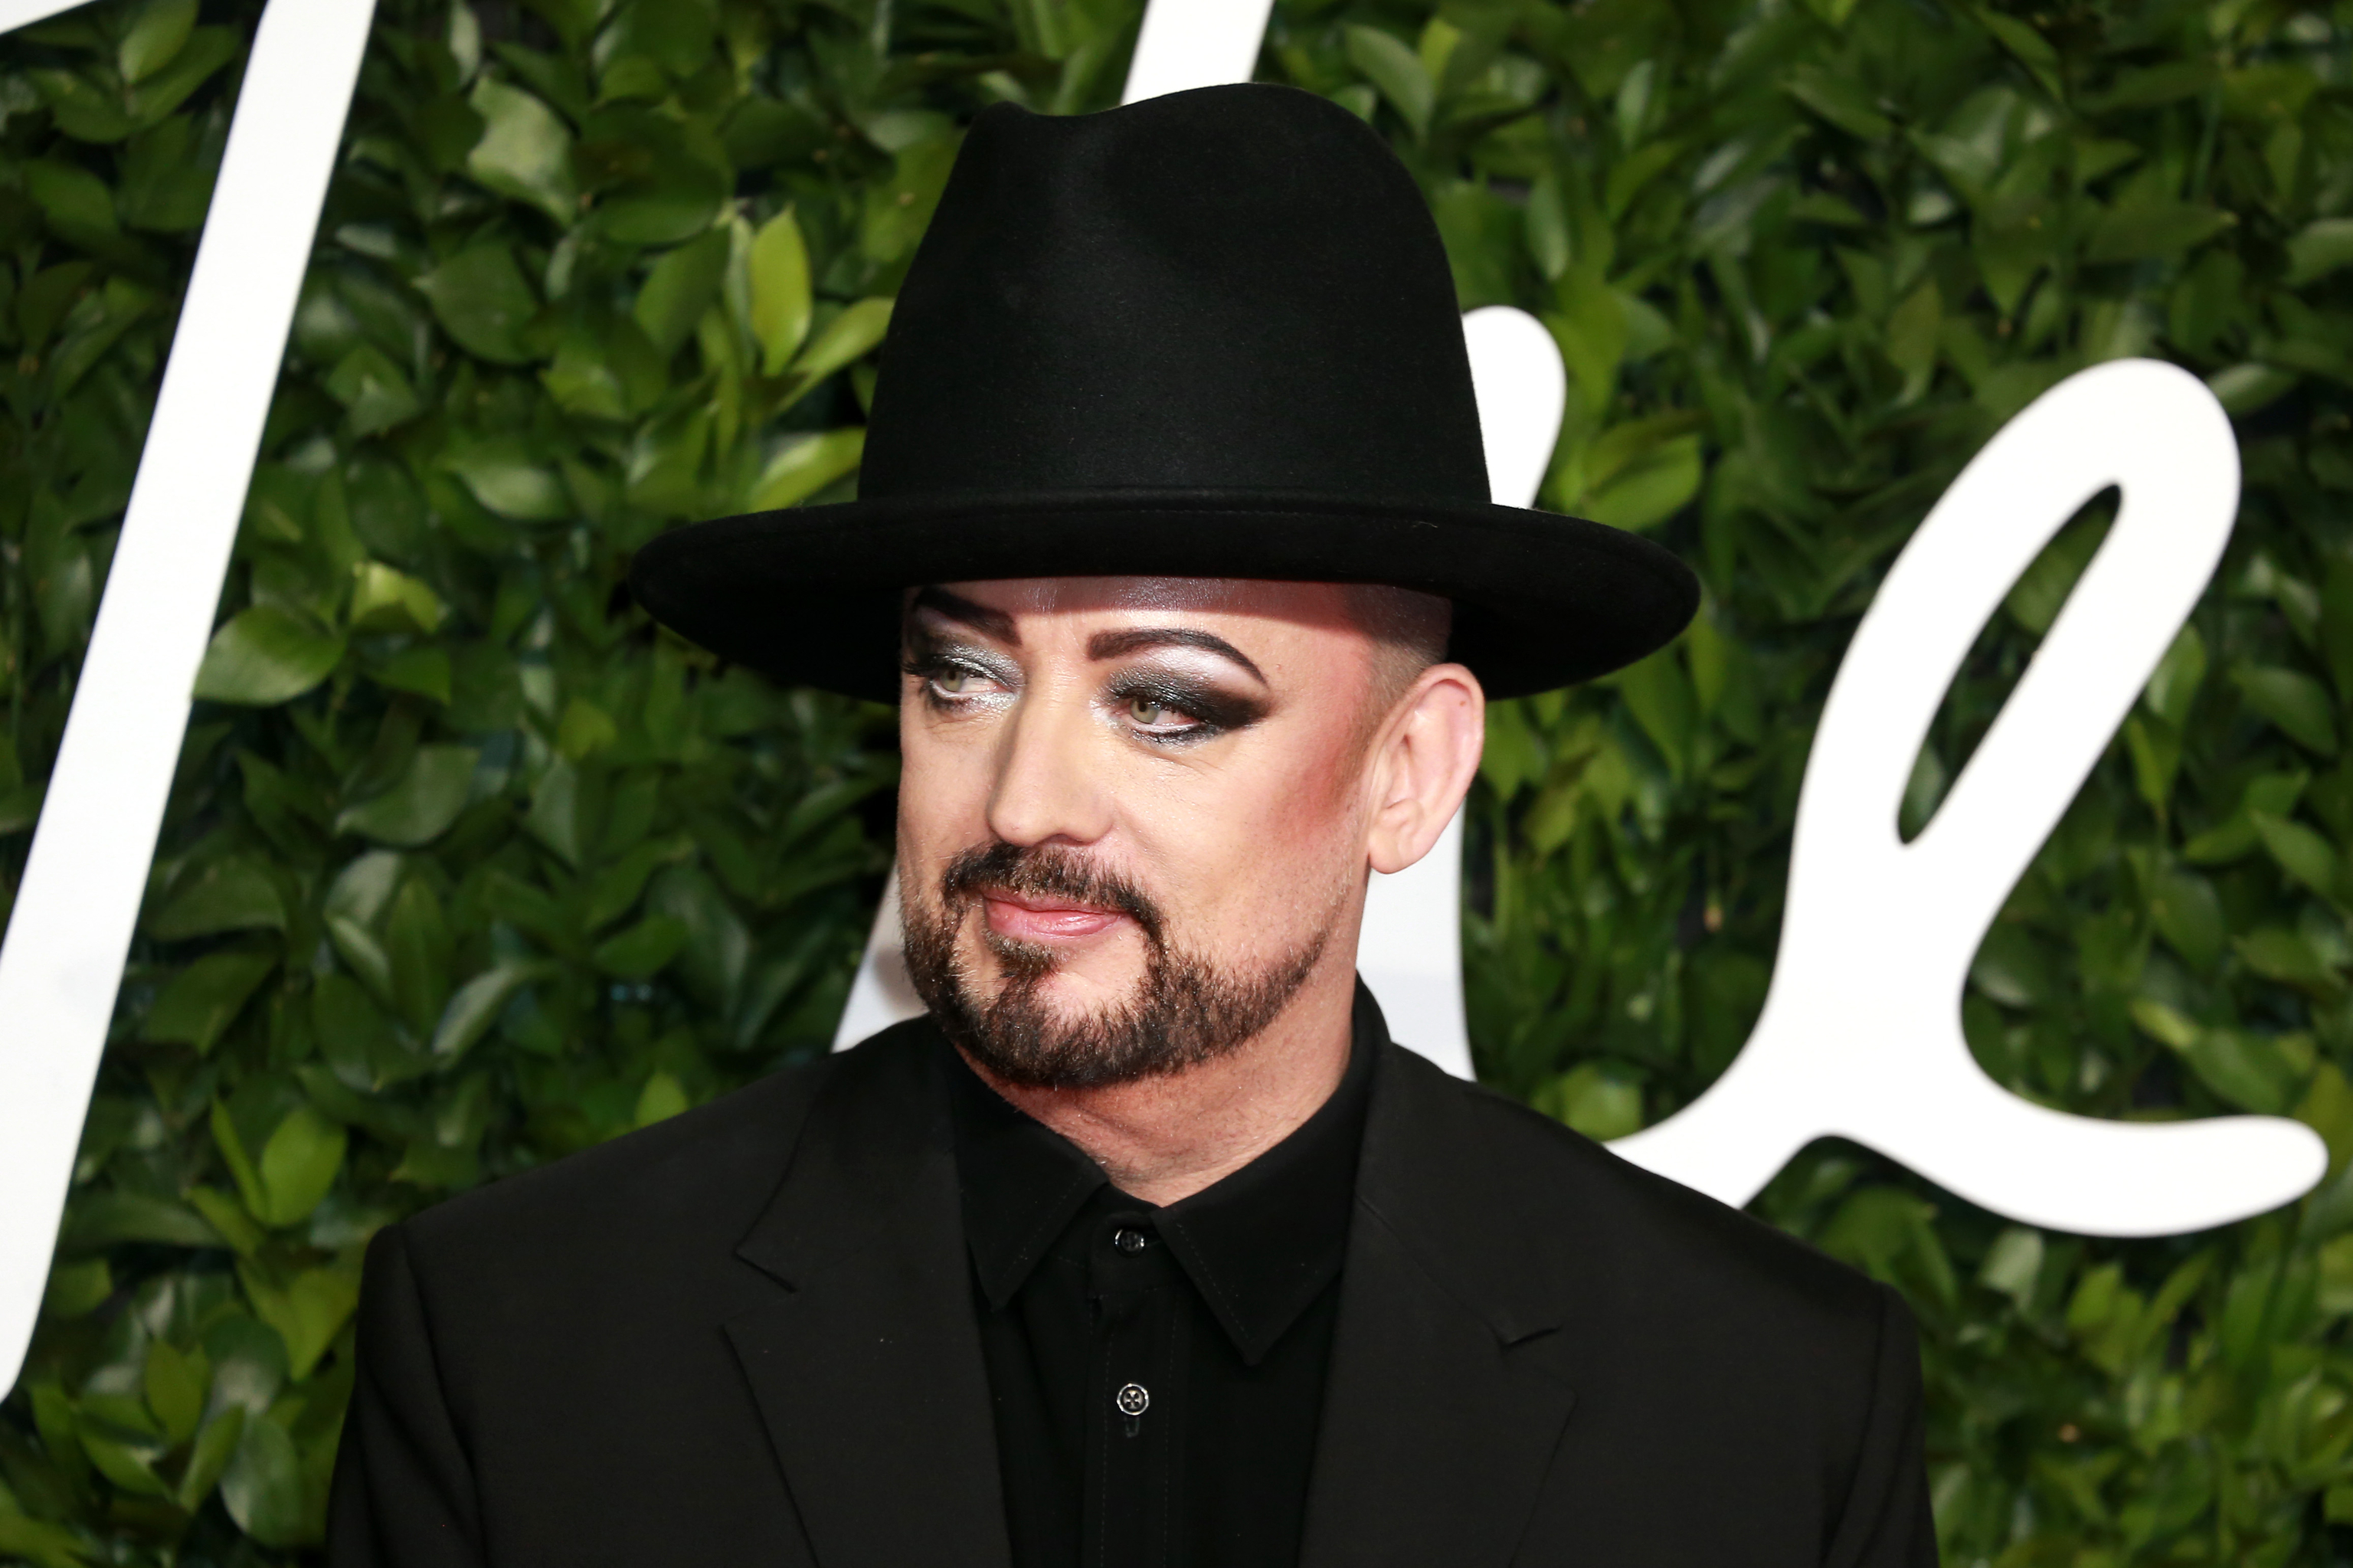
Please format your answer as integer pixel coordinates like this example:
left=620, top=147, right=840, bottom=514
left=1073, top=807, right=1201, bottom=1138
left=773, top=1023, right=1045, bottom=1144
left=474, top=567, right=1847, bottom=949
left=974, top=951, right=1142, bottom=1016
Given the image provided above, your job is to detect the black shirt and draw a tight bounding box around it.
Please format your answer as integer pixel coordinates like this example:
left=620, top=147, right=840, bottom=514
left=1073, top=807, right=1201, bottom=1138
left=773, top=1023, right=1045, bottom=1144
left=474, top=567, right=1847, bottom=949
left=945, top=996, right=1380, bottom=1568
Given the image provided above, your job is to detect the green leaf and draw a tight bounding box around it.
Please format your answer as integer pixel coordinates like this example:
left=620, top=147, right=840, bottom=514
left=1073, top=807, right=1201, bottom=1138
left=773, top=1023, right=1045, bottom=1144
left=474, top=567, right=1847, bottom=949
left=1886, top=281, right=1941, bottom=404
left=1530, top=1062, right=1644, bottom=1139
left=118, top=0, right=195, bottom=85
left=2144, top=624, right=2207, bottom=726
left=2287, top=218, right=2353, bottom=287
left=417, top=244, right=542, bottom=364
left=24, top=159, right=118, bottom=241
left=79, top=1427, right=168, bottom=1497
left=749, top=205, right=813, bottom=374
left=579, top=106, right=730, bottom=244
left=349, top=561, right=447, bottom=633
left=1817, top=1187, right=1959, bottom=1311
left=193, top=606, right=344, bottom=705
left=1976, top=1227, right=2044, bottom=1311
left=218, top=1411, right=306, bottom=1547
left=1616, top=648, right=1695, bottom=778
left=745, top=428, right=865, bottom=511
left=324, top=343, right=423, bottom=436
left=465, top=76, right=576, bottom=224
left=1344, top=25, right=1433, bottom=139
left=525, top=757, right=585, bottom=866
left=373, top=643, right=453, bottom=704
left=238, top=1262, right=357, bottom=1381
left=1547, top=270, right=1628, bottom=414
left=1973, top=6, right=2060, bottom=93
left=255, top=1106, right=345, bottom=1227
left=0, top=1507, right=97, bottom=1568
left=143, top=1340, right=208, bottom=1446
left=142, top=951, right=276, bottom=1053
left=442, top=439, right=570, bottom=521
left=178, top=1406, right=245, bottom=1511
left=43, top=1257, right=111, bottom=1319
left=125, top=25, right=235, bottom=126
left=61, top=1190, right=223, bottom=1251
left=1782, top=64, right=1891, bottom=140
left=2150, top=869, right=2225, bottom=971
left=2180, top=1023, right=2310, bottom=1113
left=208, top=1101, right=267, bottom=1220
left=633, top=1069, right=689, bottom=1128
left=1584, top=433, right=1702, bottom=532
left=433, top=961, right=553, bottom=1059
left=2234, top=666, right=2339, bottom=755
left=148, top=856, right=286, bottom=940
left=31, top=67, right=136, bottom=142
left=335, top=745, right=479, bottom=846
left=634, top=228, right=731, bottom=356
left=556, top=696, right=617, bottom=758
left=593, top=912, right=689, bottom=978
left=787, top=296, right=893, bottom=388
left=2238, top=928, right=2339, bottom=990
left=2084, top=201, right=2231, bottom=264
left=2253, top=813, right=2341, bottom=901
left=2207, top=362, right=2297, bottom=416
left=859, top=135, right=959, bottom=268
left=1972, top=922, right=2054, bottom=1007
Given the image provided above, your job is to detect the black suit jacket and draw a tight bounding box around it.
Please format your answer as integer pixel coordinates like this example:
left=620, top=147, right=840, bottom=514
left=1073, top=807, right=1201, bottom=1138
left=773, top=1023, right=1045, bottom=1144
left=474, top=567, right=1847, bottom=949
left=328, top=1019, right=1937, bottom=1566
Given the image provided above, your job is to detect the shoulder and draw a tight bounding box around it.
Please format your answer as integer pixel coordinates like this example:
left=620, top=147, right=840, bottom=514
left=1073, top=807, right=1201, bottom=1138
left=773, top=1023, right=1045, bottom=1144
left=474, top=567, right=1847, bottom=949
left=1376, top=1045, right=1892, bottom=1345
left=390, top=1021, right=934, bottom=1288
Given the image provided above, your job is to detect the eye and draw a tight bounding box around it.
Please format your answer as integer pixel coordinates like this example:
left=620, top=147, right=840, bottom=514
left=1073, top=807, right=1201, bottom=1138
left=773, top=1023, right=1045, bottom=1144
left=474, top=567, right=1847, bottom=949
left=1118, top=689, right=1207, bottom=739
left=938, top=668, right=977, bottom=695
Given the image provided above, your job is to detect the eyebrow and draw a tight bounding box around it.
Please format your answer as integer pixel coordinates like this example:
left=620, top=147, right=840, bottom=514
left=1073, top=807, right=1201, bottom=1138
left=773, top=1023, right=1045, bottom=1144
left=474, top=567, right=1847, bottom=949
left=1086, top=627, right=1267, bottom=685
left=910, top=585, right=1018, bottom=644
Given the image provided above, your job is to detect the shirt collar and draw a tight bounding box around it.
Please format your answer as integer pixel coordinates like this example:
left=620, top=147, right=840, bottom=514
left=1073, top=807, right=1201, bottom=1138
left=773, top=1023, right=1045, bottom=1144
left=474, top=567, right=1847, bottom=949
left=947, top=983, right=1387, bottom=1365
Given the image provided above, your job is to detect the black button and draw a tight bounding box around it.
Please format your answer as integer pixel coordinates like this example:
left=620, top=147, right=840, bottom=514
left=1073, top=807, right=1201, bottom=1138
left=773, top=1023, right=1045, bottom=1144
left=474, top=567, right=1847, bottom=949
left=1113, top=1226, right=1150, bottom=1253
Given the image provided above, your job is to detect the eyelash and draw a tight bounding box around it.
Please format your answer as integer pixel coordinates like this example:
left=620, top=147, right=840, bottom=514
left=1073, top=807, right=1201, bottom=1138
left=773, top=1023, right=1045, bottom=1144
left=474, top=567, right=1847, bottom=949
left=1104, top=676, right=1228, bottom=745
left=901, top=653, right=1252, bottom=745
left=902, top=653, right=1012, bottom=712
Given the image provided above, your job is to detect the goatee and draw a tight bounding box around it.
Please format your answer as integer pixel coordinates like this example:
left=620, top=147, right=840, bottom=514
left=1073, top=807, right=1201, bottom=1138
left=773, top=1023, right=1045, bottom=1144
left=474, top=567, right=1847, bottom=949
left=901, top=842, right=1327, bottom=1090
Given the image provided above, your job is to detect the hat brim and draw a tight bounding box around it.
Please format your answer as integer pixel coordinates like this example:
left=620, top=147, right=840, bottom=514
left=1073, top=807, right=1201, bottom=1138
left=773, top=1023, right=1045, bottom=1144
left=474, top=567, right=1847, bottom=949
left=627, top=490, right=1699, bottom=703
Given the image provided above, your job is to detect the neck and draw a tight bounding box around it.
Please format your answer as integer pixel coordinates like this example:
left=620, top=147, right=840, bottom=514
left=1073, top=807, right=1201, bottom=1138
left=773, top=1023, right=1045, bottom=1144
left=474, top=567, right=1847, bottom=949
left=961, top=958, right=1360, bottom=1206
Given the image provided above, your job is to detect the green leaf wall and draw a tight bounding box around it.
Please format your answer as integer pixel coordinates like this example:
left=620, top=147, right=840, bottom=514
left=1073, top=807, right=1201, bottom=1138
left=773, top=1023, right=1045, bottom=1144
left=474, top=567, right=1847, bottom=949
left=1, top=0, right=2349, bottom=1561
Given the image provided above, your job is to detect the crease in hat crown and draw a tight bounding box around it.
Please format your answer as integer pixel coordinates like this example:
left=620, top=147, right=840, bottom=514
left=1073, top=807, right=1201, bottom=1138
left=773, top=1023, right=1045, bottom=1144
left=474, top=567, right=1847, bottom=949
left=628, top=82, right=1699, bottom=704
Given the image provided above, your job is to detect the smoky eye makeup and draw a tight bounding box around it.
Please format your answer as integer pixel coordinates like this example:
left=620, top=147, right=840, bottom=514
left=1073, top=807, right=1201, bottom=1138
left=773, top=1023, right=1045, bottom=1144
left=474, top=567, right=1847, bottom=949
left=900, top=627, right=1019, bottom=705
left=1105, top=667, right=1268, bottom=741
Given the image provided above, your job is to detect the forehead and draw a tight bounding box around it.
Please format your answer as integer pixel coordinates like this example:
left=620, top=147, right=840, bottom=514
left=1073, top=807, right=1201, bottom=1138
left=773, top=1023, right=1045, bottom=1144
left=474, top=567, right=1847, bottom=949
left=921, top=576, right=1367, bottom=640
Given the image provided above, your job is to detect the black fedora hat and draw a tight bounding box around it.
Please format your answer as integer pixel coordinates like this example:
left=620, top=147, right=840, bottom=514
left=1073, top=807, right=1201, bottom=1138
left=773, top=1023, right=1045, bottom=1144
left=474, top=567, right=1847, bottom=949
left=629, top=83, right=1697, bottom=702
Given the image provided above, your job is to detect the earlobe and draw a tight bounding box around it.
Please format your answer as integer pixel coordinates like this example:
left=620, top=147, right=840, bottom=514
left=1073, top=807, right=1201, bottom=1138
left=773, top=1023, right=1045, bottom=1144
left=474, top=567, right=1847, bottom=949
left=1365, top=665, right=1485, bottom=876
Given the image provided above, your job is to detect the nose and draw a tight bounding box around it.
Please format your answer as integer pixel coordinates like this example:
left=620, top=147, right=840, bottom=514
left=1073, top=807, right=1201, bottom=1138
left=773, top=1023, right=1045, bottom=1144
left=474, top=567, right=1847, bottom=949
left=985, top=679, right=1112, bottom=849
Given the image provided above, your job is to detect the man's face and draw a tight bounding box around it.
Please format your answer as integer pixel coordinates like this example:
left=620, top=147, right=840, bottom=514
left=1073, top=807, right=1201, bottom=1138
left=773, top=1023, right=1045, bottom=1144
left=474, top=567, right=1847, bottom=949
left=896, top=577, right=1406, bottom=1089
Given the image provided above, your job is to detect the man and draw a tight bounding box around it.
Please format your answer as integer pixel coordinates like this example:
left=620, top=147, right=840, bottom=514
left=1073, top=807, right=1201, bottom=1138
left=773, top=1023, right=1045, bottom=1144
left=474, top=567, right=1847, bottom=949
left=329, top=83, right=1936, bottom=1567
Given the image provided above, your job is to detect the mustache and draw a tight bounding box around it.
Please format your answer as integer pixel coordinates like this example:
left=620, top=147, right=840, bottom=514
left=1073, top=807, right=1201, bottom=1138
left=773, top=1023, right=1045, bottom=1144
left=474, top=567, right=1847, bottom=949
left=940, top=843, right=1164, bottom=943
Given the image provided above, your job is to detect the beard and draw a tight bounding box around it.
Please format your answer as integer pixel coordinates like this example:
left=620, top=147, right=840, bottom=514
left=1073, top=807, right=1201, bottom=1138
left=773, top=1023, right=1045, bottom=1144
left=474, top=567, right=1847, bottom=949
left=901, top=841, right=1330, bottom=1091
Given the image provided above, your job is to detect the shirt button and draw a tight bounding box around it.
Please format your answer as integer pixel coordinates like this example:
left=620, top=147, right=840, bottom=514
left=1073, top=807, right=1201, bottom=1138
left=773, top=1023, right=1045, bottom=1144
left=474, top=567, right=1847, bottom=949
left=1115, top=1383, right=1150, bottom=1417
left=1113, top=1226, right=1150, bottom=1253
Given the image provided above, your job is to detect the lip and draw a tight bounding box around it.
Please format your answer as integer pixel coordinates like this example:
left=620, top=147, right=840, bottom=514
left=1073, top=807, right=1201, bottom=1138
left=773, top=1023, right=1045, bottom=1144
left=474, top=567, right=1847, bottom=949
left=981, top=891, right=1128, bottom=943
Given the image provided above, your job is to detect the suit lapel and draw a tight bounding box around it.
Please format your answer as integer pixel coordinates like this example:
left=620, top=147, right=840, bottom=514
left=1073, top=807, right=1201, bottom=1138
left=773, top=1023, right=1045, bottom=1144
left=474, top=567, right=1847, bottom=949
left=724, top=1029, right=1012, bottom=1568
left=1301, top=1045, right=1579, bottom=1568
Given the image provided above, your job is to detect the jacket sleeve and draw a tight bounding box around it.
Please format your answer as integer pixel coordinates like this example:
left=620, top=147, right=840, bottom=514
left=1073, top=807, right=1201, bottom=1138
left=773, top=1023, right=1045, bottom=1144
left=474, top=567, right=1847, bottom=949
left=1823, top=1284, right=1939, bottom=1568
left=328, top=1223, right=486, bottom=1568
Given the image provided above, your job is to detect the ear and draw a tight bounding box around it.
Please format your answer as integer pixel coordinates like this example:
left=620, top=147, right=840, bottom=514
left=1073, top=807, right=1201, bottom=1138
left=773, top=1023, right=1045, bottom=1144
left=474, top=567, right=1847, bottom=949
left=1363, top=663, right=1485, bottom=876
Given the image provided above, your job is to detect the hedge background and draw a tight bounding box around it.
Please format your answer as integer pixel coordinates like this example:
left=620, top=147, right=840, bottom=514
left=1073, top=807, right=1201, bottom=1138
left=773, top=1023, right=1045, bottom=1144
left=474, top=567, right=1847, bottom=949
left=0, top=0, right=2349, bottom=1560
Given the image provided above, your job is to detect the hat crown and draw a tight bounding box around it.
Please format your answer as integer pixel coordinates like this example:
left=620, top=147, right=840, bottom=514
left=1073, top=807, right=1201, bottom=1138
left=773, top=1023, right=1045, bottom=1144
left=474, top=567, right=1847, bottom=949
left=859, top=84, right=1491, bottom=506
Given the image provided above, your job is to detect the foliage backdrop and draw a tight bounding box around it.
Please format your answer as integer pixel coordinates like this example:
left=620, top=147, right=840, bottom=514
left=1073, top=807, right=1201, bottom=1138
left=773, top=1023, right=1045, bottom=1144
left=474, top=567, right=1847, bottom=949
left=2, top=0, right=2351, bottom=1560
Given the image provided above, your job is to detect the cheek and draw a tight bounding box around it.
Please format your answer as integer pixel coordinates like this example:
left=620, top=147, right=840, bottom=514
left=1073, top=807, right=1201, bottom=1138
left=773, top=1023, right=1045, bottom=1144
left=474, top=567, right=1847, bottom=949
left=1131, top=727, right=1369, bottom=931
left=895, top=712, right=990, bottom=868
